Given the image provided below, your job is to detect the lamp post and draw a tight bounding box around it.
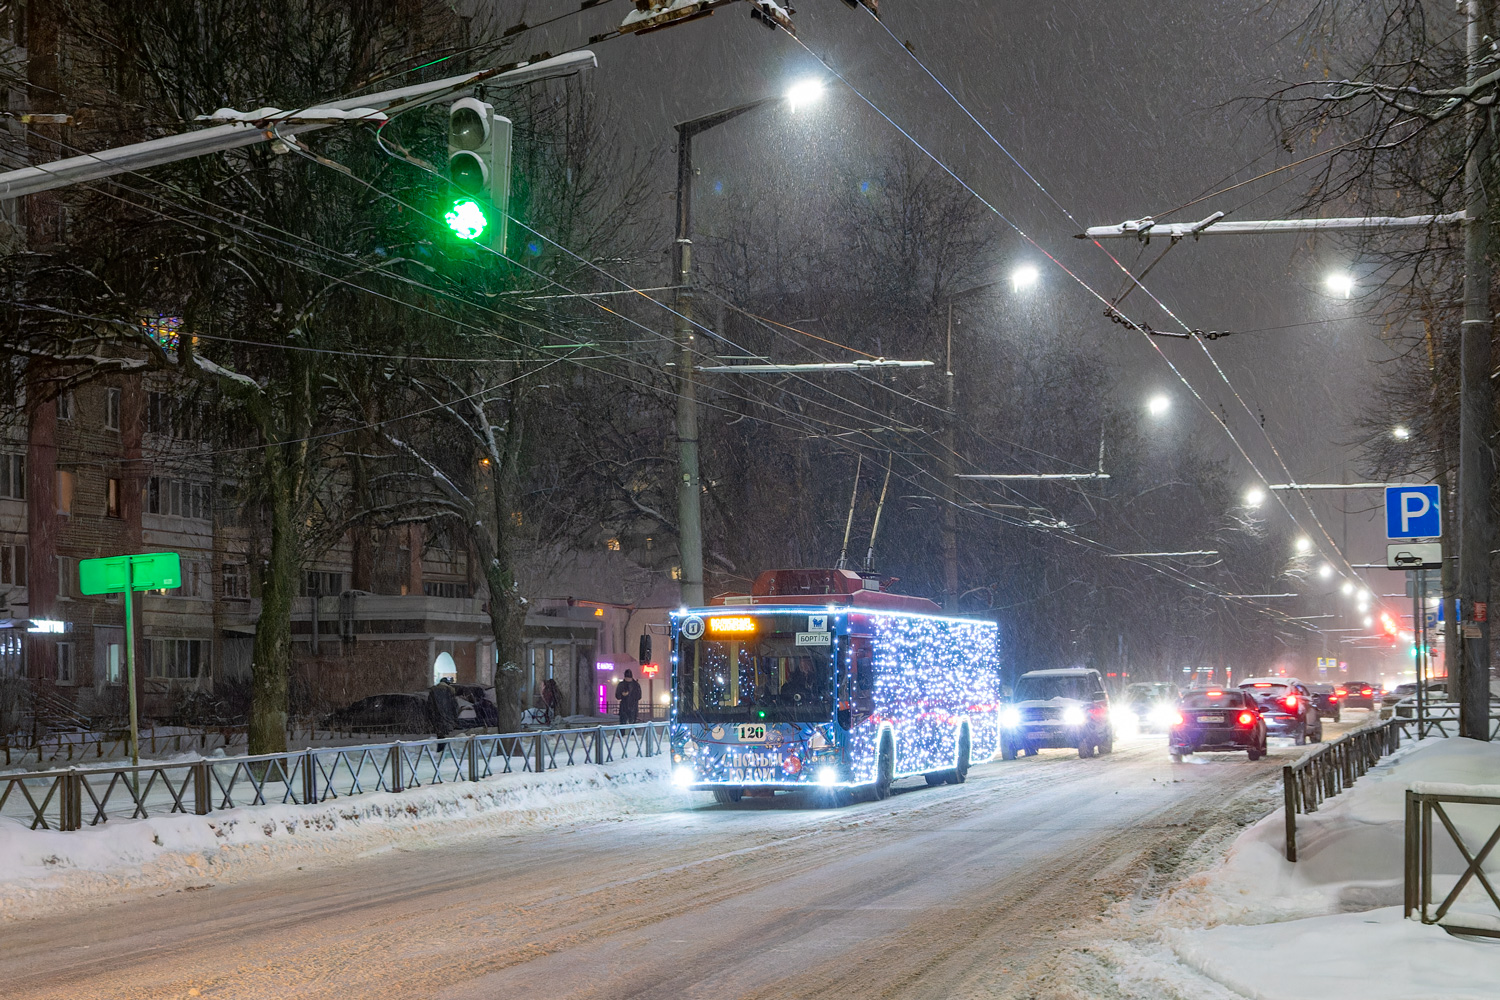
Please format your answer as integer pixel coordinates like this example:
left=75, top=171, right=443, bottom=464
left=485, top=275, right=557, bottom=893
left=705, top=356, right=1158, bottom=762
left=670, top=80, right=824, bottom=606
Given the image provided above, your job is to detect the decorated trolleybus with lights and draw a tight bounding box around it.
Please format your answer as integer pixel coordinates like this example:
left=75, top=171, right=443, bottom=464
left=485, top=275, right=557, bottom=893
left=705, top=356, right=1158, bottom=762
left=666, top=569, right=1002, bottom=804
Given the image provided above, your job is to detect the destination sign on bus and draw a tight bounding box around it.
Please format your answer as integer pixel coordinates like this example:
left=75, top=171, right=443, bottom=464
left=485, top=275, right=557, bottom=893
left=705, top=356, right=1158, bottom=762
left=708, top=616, right=757, bottom=635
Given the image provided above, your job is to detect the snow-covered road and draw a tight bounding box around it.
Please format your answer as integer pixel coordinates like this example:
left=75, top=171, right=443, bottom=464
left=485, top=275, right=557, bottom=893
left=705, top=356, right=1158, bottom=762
left=0, top=722, right=1363, bottom=1000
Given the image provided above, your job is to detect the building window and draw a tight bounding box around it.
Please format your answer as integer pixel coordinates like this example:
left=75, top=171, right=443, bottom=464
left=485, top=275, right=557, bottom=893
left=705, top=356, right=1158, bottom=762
left=56, top=556, right=75, bottom=599
left=223, top=562, right=250, bottom=600
left=105, top=388, right=121, bottom=431
left=606, top=537, right=621, bottom=551
left=670, top=565, right=683, bottom=581
left=146, top=391, right=198, bottom=440
left=56, top=470, right=74, bottom=515
left=0, top=632, right=23, bottom=677
left=422, top=581, right=469, bottom=599
left=56, top=642, right=75, bottom=685
left=57, top=391, right=74, bottom=421
left=106, top=643, right=123, bottom=685
left=106, top=477, right=122, bottom=518
left=0, top=541, right=25, bottom=586
left=146, top=638, right=207, bottom=679
left=0, top=453, right=25, bottom=500
left=146, top=477, right=209, bottom=520
left=301, top=570, right=342, bottom=597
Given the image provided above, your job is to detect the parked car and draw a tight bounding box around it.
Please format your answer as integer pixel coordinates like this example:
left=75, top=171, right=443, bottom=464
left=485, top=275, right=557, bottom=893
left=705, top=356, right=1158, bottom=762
left=1001, top=667, right=1113, bottom=760
left=321, top=692, right=431, bottom=734
left=1169, top=688, right=1267, bottom=762
left=1118, top=681, right=1181, bottom=733
left=1237, top=677, right=1323, bottom=745
left=1307, top=682, right=1341, bottom=723
left=1341, top=680, right=1378, bottom=709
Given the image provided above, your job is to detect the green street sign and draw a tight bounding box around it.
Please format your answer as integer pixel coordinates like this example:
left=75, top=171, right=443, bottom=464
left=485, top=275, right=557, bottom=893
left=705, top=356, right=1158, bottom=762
left=79, top=552, right=182, bottom=594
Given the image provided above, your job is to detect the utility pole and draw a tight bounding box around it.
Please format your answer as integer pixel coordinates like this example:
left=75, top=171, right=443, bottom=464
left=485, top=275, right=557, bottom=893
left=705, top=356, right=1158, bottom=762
left=1458, top=0, right=1494, bottom=740
left=671, top=119, right=708, bottom=608
left=942, top=304, right=959, bottom=610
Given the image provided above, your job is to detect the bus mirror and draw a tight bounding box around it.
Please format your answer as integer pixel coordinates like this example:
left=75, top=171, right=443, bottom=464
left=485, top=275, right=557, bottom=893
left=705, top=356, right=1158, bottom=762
left=639, top=634, right=651, bottom=664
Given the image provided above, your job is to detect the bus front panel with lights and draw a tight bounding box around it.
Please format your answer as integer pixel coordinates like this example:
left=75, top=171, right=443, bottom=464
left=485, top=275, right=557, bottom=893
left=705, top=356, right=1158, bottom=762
left=668, top=606, right=1001, bottom=796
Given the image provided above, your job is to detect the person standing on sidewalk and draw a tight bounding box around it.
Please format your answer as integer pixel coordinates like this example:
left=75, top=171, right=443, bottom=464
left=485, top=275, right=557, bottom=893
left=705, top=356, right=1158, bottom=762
left=615, top=670, right=643, bottom=725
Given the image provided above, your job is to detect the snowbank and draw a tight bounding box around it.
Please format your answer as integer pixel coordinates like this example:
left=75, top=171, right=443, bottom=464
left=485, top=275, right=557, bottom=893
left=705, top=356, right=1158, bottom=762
left=1157, top=738, right=1500, bottom=927
left=1156, top=738, right=1500, bottom=996
left=0, top=757, right=686, bottom=922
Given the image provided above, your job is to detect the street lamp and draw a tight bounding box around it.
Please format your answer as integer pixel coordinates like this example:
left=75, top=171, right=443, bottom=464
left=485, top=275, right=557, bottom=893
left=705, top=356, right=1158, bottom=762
left=669, top=83, right=828, bottom=606
left=1319, top=563, right=1333, bottom=579
left=1010, top=265, right=1040, bottom=291
left=1342, top=581, right=1356, bottom=596
left=1325, top=272, right=1356, bottom=297
left=1295, top=536, right=1312, bottom=554
left=785, top=78, right=825, bottom=112
left=1147, top=394, right=1171, bottom=416
left=1392, top=425, right=1411, bottom=440
left=1244, top=487, right=1265, bottom=507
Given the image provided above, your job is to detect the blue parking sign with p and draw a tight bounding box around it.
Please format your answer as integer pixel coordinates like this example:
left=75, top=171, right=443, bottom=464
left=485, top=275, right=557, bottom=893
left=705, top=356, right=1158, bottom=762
left=1386, top=485, right=1441, bottom=539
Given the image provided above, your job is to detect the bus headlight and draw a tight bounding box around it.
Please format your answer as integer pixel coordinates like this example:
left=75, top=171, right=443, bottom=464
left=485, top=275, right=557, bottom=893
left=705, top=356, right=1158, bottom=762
left=1062, top=706, right=1086, bottom=726
left=1000, top=707, right=1022, bottom=728
left=672, top=766, right=694, bottom=788
left=816, top=766, right=839, bottom=786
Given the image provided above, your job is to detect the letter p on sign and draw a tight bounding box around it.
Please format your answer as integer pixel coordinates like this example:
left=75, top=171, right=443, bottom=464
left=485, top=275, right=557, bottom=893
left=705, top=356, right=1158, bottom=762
left=1385, top=485, right=1442, bottom=539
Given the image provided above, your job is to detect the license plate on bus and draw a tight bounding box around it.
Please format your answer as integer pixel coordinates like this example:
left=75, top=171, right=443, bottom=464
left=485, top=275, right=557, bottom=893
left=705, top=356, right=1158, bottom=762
left=1197, top=715, right=1224, bottom=724
left=736, top=724, right=768, bottom=742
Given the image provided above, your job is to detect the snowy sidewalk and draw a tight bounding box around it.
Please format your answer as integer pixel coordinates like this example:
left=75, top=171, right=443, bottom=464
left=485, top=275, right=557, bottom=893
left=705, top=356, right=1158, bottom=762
left=1152, top=738, right=1500, bottom=998
left=0, top=756, right=685, bottom=923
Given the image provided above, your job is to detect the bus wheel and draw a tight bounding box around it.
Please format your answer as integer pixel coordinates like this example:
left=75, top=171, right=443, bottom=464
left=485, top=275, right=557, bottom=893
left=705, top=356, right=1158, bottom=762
left=873, top=737, right=895, bottom=800
left=951, top=728, right=971, bottom=783
left=712, top=787, right=743, bottom=805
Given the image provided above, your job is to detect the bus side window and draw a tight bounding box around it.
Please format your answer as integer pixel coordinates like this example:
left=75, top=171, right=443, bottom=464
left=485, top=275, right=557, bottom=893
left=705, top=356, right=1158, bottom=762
left=845, top=636, right=875, bottom=720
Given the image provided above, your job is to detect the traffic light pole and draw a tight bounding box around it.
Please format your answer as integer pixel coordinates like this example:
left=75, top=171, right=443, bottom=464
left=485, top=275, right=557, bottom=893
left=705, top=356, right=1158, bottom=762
left=124, top=560, right=139, bottom=769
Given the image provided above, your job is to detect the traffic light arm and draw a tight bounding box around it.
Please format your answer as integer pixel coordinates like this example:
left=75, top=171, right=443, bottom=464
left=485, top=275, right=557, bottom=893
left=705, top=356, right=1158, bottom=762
left=0, top=51, right=595, bottom=200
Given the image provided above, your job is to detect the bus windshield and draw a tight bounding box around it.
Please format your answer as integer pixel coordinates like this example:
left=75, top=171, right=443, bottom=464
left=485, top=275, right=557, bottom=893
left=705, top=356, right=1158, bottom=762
left=676, top=613, right=835, bottom=723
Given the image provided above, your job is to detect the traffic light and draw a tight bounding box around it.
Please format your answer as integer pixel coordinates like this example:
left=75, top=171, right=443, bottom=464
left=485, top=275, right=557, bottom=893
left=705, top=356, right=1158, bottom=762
left=445, top=97, right=511, bottom=252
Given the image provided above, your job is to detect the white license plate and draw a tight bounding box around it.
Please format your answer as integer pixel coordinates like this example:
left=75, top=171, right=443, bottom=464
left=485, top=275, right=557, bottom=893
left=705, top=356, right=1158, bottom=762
left=1197, top=715, right=1224, bottom=723
left=736, top=724, right=768, bottom=742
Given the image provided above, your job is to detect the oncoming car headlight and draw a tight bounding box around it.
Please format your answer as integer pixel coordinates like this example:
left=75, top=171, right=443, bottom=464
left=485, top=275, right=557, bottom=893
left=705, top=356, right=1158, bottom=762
left=1000, top=706, right=1022, bottom=728
left=1062, top=706, right=1086, bottom=727
left=672, top=766, right=695, bottom=788
left=1148, top=704, right=1177, bottom=727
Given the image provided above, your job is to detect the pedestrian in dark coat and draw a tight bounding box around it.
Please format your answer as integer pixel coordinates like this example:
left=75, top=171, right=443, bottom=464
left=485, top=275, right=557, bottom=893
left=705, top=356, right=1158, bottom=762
left=615, top=670, right=643, bottom=725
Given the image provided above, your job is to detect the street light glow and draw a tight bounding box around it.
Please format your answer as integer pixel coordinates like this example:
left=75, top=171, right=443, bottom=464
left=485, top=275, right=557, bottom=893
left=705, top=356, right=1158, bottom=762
left=785, top=78, right=825, bottom=112
left=1319, top=563, right=1333, bottom=579
left=1325, top=272, right=1355, bottom=298
left=1244, top=487, right=1265, bottom=507
left=1341, top=581, right=1355, bottom=596
left=1010, top=264, right=1040, bottom=291
left=1392, top=425, right=1411, bottom=440
left=1295, top=537, right=1312, bottom=553
left=1363, top=616, right=1374, bottom=628
left=1147, top=394, right=1171, bottom=416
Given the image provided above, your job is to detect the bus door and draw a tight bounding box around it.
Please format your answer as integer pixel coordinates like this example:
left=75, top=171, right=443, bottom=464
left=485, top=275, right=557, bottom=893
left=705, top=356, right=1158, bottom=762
left=842, top=633, right=875, bottom=731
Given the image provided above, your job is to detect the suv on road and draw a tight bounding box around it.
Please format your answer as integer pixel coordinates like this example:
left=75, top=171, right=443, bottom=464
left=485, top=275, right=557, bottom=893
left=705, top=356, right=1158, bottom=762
left=1341, top=680, right=1378, bottom=708
left=1238, top=677, right=1323, bottom=745
left=1119, top=681, right=1180, bottom=733
left=1000, top=668, right=1113, bottom=760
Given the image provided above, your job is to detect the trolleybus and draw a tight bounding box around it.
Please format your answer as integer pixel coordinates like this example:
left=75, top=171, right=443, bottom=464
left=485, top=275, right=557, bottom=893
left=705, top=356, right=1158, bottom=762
left=666, top=569, right=1002, bottom=804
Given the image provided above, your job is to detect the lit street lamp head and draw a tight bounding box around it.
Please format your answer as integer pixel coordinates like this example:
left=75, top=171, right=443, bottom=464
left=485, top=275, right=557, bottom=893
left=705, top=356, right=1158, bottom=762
left=1147, top=394, right=1171, bottom=416
left=785, top=78, right=825, bottom=113
left=1325, top=272, right=1355, bottom=298
left=1319, top=563, right=1333, bottom=579
left=1244, top=487, right=1265, bottom=507
left=1392, top=425, right=1411, bottom=440
left=1295, top=536, right=1312, bottom=554
left=1010, top=264, right=1040, bottom=291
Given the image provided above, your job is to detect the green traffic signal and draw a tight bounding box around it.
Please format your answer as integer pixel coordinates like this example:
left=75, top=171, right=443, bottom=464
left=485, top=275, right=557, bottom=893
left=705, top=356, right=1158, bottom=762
left=445, top=198, right=488, bottom=240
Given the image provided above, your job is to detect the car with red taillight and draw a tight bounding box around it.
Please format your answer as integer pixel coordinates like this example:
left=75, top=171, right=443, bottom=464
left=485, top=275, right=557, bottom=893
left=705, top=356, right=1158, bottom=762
left=1342, top=680, right=1377, bottom=709
left=1308, top=682, right=1341, bottom=723
left=1168, top=688, right=1267, bottom=762
left=1237, top=677, right=1324, bottom=745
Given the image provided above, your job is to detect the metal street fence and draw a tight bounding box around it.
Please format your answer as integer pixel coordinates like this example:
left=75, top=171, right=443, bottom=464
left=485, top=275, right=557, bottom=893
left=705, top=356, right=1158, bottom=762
left=1389, top=703, right=1500, bottom=741
left=1, top=727, right=247, bottom=766
left=0, top=721, right=668, bottom=832
left=1405, top=785, right=1500, bottom=937
left=1283, top=718, right=1402, bottom=861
